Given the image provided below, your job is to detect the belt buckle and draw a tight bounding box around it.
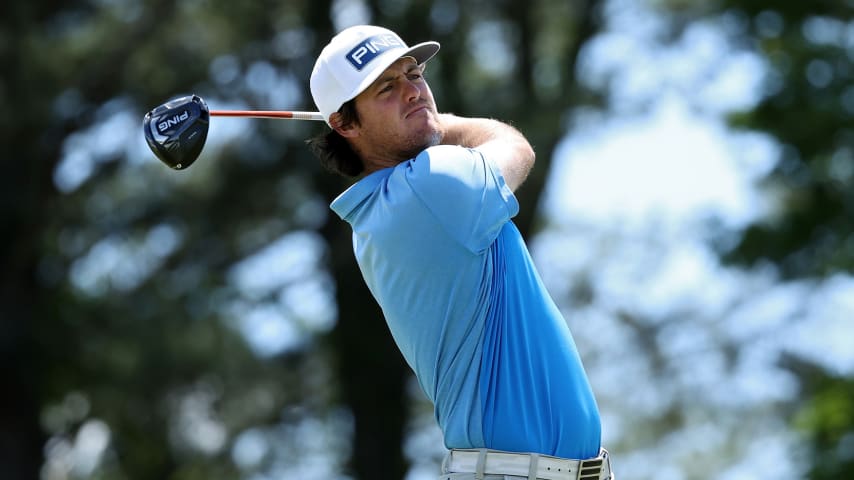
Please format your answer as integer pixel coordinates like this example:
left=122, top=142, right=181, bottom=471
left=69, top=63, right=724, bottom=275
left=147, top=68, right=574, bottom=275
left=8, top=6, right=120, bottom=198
left=576, top=456, right=603, bottom=480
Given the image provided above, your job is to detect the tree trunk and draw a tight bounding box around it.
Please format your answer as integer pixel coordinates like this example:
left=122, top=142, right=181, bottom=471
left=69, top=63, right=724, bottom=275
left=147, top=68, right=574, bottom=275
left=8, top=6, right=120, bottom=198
left=318, top=175, right=410, bottom=480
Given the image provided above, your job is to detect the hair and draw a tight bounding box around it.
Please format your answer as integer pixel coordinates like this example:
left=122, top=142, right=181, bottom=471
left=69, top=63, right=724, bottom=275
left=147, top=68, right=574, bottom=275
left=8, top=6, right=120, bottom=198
left=306, top=100, right=364, bottom=178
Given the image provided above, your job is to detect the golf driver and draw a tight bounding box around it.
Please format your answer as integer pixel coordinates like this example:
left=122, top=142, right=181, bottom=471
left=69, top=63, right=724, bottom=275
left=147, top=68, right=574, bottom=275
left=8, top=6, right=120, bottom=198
left=143, top=94, right=324, bottom=170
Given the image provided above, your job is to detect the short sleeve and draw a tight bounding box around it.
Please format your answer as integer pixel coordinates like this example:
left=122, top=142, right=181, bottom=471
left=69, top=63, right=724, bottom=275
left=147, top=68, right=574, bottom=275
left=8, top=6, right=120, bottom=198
left=402, top=145, right=519, bottom=253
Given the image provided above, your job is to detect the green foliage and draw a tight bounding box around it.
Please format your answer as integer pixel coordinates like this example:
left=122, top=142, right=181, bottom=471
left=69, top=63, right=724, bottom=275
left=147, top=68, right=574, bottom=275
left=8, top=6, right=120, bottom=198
left=708, top=2, right=854, bottom=278
left=785, top=356, right=854, bottom=480
left=9, top=0, right=849, bottom=477
left=694, top=1, right=854, bottom=478
left=2, top=0, right=603, bottom=479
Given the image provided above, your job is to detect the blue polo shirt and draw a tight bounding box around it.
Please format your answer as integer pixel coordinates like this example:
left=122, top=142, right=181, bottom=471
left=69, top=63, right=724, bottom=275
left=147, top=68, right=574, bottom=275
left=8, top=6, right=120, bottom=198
left=330, top=145, right=601, bottom=459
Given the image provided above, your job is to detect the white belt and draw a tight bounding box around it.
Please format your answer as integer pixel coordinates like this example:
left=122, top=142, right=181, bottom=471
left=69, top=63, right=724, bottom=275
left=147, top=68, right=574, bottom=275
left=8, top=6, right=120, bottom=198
left=441, top=448, right=613, bottom=480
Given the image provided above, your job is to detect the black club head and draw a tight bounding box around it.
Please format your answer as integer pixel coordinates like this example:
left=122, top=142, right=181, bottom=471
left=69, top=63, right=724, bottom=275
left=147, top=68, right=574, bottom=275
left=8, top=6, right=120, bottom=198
left=143, top=94, right=210, bottom=170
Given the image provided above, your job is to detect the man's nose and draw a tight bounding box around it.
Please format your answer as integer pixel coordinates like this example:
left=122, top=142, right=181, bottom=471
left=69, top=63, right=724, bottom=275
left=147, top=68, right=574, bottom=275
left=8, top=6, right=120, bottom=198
left=403, top=79, right=421, bottom=101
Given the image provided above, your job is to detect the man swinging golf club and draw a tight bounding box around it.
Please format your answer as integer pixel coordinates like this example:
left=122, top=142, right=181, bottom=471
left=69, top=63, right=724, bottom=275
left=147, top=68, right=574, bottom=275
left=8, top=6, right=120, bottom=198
left=308, top=25, right=614, bottom=480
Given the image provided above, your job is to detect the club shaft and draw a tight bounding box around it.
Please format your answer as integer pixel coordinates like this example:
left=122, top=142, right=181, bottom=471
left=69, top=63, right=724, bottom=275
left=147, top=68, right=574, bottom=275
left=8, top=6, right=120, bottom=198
left=210, top=110, right=325, bottom=121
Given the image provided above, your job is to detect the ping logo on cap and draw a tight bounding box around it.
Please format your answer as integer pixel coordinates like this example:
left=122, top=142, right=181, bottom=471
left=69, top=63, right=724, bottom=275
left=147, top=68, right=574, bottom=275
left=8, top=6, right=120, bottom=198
left=345, top=34, right=405, bottom=70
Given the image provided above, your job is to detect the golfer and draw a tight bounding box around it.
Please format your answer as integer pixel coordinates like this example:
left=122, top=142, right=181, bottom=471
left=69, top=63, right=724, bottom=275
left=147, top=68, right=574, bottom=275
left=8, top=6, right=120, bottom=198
left=308, top=25, right=613, bottom=480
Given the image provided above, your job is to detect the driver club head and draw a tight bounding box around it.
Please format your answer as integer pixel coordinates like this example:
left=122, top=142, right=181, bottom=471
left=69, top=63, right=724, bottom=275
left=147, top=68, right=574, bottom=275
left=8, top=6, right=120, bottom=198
left=143, top=94, right=210, bottom=170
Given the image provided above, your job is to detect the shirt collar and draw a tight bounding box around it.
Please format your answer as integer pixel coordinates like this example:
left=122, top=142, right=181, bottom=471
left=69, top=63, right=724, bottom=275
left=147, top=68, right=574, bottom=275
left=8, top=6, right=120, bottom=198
left=330, top=167, right=393, bottom=221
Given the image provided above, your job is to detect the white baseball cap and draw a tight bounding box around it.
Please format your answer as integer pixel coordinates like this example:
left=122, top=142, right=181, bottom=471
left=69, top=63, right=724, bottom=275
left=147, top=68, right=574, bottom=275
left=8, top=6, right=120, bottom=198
left=310, top=25, right=440, bottom=126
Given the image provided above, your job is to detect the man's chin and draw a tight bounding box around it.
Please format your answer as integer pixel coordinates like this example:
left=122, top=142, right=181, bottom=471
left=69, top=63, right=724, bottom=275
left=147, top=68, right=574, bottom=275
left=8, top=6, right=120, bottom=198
left=402, top=130, right=442, bottom=159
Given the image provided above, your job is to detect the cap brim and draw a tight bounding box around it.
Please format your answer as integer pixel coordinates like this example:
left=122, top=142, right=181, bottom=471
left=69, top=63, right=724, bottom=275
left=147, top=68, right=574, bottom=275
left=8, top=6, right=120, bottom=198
left=406, top=41, right=441, bottom=66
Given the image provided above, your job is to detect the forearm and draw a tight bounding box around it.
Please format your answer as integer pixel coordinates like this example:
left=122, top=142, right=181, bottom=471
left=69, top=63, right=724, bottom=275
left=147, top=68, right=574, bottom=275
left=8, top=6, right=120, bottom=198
left=439, top=113, right=535, bottom=191
left=439, top=114, right=516, bottom=147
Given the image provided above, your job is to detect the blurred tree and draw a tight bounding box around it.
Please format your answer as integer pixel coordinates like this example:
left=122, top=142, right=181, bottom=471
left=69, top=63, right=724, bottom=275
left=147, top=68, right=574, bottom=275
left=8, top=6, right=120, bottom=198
left=1, top=1, right=606, bottom=480
left=783, top=355, right=854, bottom=480
left=663, top=0, right=854, bottom=477
left=8, top=0, right=851, bottom=479
left=522, top=0, right=854, bottom=477
left=2, top=1, right=342, bottom=479
left=710, top=2, right=854, bottom=477
left=707, top=0, right=854, bottom=278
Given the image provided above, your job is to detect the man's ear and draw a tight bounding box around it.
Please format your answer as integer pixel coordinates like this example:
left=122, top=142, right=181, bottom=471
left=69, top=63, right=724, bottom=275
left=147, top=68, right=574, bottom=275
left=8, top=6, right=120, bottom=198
left=330, top=112, right=358, bottom=138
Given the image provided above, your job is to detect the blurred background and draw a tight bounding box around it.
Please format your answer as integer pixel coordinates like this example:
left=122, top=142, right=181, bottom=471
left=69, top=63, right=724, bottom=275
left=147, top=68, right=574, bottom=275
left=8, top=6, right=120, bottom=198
left=2, top=0, right=853, bottom=479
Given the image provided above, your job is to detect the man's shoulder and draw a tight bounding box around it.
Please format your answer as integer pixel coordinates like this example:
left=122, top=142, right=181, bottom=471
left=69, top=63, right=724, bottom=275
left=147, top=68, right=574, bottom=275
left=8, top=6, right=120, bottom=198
left=402, top=145, right=487, bottom=185
left=411, top=144, right=476, bottom=166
